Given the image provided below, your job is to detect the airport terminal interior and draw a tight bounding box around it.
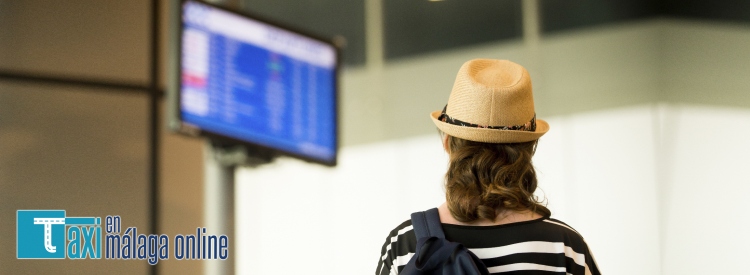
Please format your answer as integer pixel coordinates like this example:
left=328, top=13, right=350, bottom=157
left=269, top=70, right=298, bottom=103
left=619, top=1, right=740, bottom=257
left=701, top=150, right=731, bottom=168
left=2, top=0, right=750, bottom=274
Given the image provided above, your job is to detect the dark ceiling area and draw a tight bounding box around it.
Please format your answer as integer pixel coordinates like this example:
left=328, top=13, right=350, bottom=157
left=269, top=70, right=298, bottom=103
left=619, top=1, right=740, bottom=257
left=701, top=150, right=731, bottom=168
left=240, top=0, right=750, bottom=65
left=541, top=0, right=750, bottom=34
left=242, top=0, right=366, bottom=66
left=383, top=0, right=523, bottom=60
left=660, top=0, right=750, bottom=24
left=540, top=0, right=659, bottom=34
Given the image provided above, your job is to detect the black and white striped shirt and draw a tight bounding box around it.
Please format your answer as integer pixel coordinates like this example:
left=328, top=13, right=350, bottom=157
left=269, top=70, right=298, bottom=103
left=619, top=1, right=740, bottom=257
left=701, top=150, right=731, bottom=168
left=376, top=216, right=601, bottom=275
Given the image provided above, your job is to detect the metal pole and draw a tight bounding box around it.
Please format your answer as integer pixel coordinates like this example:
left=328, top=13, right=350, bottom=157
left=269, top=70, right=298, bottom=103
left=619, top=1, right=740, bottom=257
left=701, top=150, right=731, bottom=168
left=204, top=143, right=241, bottom=275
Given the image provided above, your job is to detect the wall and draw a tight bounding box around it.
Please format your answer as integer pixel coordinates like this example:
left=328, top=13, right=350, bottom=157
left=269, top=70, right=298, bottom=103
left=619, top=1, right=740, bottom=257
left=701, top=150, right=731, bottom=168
left=235, top=135, right=447, bottom=274
left=234, top=101, right=750, bottom=275
left=655, top=19, right=750, bottom=274
left=0, top=1, right=206, bottom=274
left=658, top=104, right=750, bottom=274
left=339, top=19, right=662, bottom=146
left=0, top=1, right=151, bottom=274
left=234, top=19, right=668, bottom=274
left=0, top=83, right=152, bottom=274
left=235, top=18, right=750, bottom=275
left=235, top=104, right=665, bottom=274
left=659, top=19, right=750, bottom=106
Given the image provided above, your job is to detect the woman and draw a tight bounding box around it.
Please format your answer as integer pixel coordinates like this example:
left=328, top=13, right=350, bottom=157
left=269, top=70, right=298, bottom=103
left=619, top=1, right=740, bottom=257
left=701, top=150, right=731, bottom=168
left=376, top=59, right=601, bottom=275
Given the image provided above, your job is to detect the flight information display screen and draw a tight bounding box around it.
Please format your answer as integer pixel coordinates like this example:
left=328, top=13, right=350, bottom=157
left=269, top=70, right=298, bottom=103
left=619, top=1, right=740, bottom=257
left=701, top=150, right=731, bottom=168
left=179, top=0, right=338, bottom=165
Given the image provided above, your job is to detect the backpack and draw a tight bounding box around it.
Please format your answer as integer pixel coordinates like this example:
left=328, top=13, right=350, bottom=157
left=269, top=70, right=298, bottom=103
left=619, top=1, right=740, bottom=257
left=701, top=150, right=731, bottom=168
left=400, top=208, right=490, bottom=275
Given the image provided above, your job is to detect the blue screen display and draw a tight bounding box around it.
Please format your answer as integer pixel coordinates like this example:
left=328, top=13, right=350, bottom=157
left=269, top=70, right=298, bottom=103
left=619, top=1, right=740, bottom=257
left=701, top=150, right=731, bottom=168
left=180, top=1, right=337, bottom=164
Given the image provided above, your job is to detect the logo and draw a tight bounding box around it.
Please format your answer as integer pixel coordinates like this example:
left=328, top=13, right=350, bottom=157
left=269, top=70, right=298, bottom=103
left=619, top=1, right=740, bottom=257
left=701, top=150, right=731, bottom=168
left=17, top=210, right=229, bottom=265
left=17, top=210, right=101, bottom=259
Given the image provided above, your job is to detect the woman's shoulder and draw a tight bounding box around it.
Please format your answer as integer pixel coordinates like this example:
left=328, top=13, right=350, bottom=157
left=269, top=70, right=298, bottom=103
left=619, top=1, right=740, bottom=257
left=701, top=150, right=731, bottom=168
left=380, top=219, right=417, bottom=252
left=382, top=215, right=585, bottom=237
left=388, top=219, right=414, bottom=235
left=541, top=217, right=585, bottom=236
left=434, top=216, right=585, bottom=244
left=377, top=216, right=601, bottom=275
left=381, top=215, right=591, bottom=248
left=376, top=219, right=418, bottom=275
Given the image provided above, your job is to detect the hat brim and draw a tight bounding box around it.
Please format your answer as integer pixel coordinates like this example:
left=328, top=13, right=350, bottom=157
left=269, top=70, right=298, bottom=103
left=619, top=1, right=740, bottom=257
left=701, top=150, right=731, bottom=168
left=430, top=110, right=549, bottom=143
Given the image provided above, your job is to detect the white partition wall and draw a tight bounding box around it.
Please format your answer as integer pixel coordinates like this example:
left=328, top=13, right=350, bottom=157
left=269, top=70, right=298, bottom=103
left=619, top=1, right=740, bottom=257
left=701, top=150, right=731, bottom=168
left=537, top=106, right=662, bottom=274
left=235, top=135, right=448, bottom=275
left=660, top=104, right=750, bottom=274
left=236, top=104, right=669, bottom=275
left=233, top=18, right=750, bottom=275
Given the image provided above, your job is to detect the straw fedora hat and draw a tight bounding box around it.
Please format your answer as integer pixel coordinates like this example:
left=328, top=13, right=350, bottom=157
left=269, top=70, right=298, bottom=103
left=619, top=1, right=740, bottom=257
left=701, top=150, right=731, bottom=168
left=430, top=59, right=549, bottom=143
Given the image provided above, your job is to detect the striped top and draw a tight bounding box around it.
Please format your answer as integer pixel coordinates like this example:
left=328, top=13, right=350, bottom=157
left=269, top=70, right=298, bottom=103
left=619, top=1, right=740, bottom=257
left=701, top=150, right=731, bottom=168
left=376, top=216, right=601, bottom=275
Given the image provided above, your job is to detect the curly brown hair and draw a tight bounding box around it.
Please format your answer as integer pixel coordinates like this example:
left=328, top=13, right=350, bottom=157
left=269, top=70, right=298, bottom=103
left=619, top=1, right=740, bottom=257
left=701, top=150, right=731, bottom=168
left=444, top=135, right=551, bottom=223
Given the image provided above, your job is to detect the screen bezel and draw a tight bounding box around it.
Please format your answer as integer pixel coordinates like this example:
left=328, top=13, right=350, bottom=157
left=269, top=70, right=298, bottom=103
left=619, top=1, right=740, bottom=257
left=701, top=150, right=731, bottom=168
left=174, top=0, right=340, bottom=166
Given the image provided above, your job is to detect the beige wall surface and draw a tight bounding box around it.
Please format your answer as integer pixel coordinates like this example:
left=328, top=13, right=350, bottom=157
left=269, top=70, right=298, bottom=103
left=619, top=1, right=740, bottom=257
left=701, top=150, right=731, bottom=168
left=0, top=1, right=205, bottom=274
left=0, top=83, right=152, bottom=274
left=660, top=19, right=750, bottom=107
left=0, top=0, right=150, bottom=82
left=340, top=19, right=666, bottom=146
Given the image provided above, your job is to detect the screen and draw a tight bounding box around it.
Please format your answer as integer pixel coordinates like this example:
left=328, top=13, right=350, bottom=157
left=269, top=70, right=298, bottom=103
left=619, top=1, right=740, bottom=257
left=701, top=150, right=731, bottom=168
left=178, top=0, right=338, bottom=165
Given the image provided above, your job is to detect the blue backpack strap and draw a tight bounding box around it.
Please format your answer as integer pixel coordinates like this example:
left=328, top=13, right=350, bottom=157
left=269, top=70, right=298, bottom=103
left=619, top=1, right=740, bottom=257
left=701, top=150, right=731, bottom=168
left=410, top=208, right=445, bottom=240
left=404, top=208, right=490, bottom=275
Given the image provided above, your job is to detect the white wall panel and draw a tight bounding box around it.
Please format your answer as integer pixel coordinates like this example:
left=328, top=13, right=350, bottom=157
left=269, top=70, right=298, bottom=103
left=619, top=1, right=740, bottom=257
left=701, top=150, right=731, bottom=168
left=661, top=105, right=750, bottom=275
left=534, top=116, right=571, bottom=222
left=235, top=136, right=447, bottom=274
left=564, top=106, right=660, bottom=275
left=236, top=105, right=664, bottom=274
left=232, top=19, right=750, bottom=275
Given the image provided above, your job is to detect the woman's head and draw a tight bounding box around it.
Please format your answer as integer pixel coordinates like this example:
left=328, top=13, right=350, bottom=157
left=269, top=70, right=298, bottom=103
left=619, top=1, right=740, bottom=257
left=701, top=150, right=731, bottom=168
left=430, top=59, right=548, bottom=143
left=430, top=59, right=551, bottom=222
left=443, top=134, right=550, bottom=222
